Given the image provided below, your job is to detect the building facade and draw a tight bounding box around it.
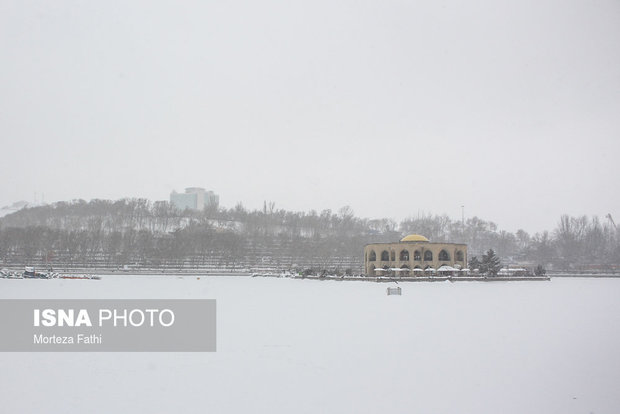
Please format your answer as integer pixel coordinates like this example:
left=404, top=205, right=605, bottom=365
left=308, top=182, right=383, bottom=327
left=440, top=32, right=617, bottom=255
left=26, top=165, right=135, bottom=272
left=364, top=234, right=467, bottom=276
left=170, top=187, right=219, bottom=211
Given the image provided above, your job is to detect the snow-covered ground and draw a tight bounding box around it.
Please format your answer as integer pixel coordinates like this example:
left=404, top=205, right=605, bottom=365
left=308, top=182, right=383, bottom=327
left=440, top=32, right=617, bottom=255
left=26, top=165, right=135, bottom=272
left=1, top=276, right=619, bottom=414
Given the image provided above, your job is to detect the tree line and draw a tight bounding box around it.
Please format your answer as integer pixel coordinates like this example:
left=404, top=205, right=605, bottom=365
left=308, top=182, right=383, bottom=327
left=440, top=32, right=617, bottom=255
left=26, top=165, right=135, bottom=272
left=0, top=198, right=619, bottom=272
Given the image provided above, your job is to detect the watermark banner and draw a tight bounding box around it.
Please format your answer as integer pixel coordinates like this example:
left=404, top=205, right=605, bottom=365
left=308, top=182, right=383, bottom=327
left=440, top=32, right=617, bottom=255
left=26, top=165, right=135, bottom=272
left=0, top=299, right=216, bottom=352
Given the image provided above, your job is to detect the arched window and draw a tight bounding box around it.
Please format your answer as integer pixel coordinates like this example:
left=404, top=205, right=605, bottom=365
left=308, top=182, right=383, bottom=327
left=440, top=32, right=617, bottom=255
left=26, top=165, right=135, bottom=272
left=414, top=250, right=421, bottom=261
left=369, top=251, right=376, bottom=262
left=401, top=264, right=410, bottom=269
left=456, top=251, right=464, bottom=261
left=438, top=250, right=450, bottom=261
left=400, top=250, right=409, bottom=261
left=424, top=250, right=433, bottom=261
left=381, top=250, right=389, bottom=261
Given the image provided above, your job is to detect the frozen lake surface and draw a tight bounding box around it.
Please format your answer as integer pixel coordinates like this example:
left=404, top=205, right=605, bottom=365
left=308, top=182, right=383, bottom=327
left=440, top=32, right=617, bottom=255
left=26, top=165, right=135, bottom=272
left=1, top=276, right=619, bottom=413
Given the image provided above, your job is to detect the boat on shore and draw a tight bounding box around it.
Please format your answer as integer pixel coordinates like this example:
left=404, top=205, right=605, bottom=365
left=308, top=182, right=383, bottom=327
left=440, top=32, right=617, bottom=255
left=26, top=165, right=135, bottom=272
left=0, top=268, right=23, bottom=279
left=58, top=274, right=101, bottom=280
left=22, top=266, right=53, bottom=279
left=2, top=267, right=101, bottom=280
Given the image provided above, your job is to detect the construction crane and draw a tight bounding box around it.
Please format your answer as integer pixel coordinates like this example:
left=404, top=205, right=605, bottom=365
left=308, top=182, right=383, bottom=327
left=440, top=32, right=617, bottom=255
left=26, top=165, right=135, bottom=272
left=606, top=213, right=617, bottom=230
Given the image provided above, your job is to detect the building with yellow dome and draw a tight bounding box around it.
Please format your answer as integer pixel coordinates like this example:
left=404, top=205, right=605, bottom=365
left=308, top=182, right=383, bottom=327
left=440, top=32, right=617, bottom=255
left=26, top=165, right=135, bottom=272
left=364, top=234, right=467, bottom=276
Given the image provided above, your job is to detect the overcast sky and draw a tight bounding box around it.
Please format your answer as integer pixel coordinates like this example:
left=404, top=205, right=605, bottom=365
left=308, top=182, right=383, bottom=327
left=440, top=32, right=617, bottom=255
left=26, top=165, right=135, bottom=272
left=1, top=0, right=618, bottom=233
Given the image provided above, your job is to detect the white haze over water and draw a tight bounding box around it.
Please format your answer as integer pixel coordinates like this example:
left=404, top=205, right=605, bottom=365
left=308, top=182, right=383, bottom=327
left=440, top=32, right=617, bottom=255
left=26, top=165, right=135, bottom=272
left=1, top=1, right=619, bottom=233
left=1, top=275, right=619, bottom=413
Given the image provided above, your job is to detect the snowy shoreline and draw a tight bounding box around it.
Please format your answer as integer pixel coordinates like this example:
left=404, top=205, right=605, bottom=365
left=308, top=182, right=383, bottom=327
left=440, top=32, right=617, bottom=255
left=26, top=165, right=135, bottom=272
left=4, top=266, right=619, bottom=280
left=253, top=274, right=552, bottom=282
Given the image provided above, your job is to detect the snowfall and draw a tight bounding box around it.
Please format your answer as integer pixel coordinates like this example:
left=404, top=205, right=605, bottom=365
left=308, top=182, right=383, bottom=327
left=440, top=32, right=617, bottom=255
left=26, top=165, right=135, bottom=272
left=1, top=275, right=619, bottom=414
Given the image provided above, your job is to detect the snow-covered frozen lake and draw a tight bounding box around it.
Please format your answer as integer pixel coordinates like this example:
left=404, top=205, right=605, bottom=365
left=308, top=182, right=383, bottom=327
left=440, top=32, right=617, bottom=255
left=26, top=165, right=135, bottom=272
left=1, top=275, right=619, bottom=414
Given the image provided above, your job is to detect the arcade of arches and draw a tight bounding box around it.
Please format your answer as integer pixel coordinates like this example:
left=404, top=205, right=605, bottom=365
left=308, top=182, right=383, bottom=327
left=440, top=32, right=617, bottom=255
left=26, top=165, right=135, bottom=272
left=364, top=234, right=467, bottom=276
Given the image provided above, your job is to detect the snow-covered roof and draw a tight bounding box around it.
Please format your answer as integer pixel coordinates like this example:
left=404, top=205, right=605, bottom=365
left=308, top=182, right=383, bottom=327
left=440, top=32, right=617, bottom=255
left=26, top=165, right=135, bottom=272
left=499, top=268, right=528, bottom=274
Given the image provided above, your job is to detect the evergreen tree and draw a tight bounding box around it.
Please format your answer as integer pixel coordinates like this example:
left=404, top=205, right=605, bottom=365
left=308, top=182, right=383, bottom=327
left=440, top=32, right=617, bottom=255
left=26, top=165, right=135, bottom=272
left=480, top=249, right=502, bottom=276
left=468, top=256, right=481, bottom=271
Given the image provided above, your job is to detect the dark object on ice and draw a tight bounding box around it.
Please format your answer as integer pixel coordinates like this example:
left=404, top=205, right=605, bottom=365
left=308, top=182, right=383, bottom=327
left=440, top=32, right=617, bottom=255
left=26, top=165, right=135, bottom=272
left=387, top=286, right=402, bottom=295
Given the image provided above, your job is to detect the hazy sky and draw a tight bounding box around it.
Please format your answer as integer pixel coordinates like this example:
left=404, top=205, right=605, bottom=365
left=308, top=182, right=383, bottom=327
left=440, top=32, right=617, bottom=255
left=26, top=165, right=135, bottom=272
left=1, top=0, right=618, bottom=233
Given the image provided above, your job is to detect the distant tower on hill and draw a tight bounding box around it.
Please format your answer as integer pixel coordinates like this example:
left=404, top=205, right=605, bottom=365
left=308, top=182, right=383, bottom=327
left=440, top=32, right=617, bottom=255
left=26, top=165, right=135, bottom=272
left=170, top=187, right=219, bottom=211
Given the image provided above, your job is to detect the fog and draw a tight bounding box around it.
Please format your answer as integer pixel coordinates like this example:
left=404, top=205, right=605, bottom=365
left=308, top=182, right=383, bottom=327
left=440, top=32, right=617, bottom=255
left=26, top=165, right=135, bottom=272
left=1, top=1, right=619, bottom=233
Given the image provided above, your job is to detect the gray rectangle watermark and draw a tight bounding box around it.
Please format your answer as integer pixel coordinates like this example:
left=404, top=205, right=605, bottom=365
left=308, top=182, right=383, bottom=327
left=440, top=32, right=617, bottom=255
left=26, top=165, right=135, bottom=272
left=0, top=299, right=216, bottom=352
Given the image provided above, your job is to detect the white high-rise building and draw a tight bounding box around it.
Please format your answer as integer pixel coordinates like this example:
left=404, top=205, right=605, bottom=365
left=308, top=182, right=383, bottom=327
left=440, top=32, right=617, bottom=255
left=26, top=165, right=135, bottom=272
left=170, top=187, right=219, bottom=211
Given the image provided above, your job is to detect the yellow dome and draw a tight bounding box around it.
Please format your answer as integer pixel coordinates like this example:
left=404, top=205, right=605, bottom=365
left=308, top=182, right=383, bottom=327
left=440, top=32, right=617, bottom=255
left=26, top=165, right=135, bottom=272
left=400, top=234, right=429, bottom=242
